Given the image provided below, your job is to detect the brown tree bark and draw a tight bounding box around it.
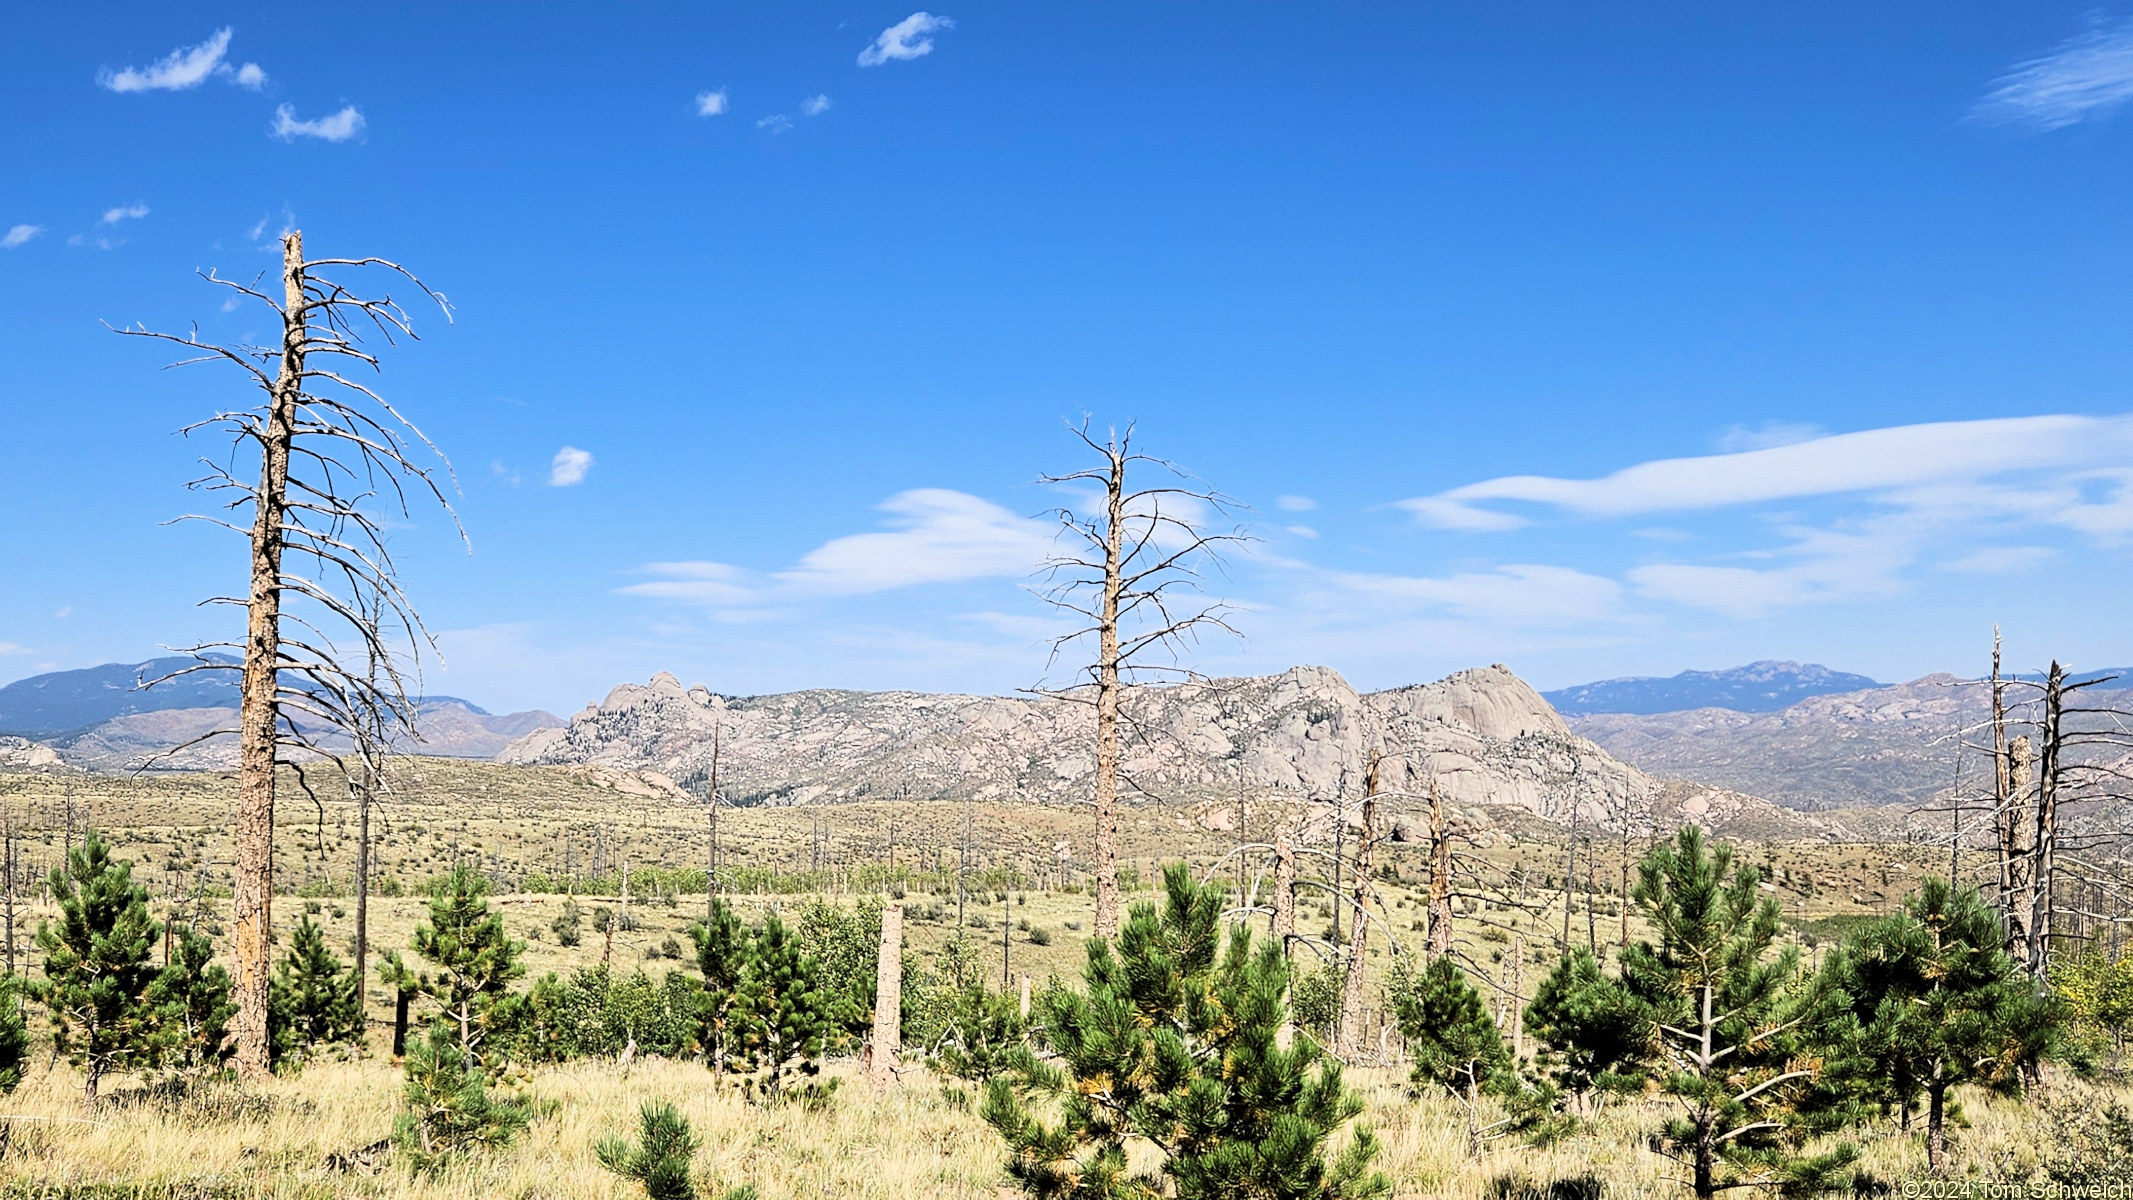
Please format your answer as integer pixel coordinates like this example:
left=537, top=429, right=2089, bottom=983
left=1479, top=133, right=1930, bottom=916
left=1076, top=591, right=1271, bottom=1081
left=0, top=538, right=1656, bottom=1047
left=231, top=231, right=306, bottom=1078
left=868, top=903, right=903, bottom=1087
left=2004, top=734, right=2037, bottom=974
left=1272, top=828, right=1297, bottom=952
left=1092, top=449, right=1124, bottom=941
left=1335, top=751, right=1380, bottom=1061
left=1426, top=778, right=1453, bottom=959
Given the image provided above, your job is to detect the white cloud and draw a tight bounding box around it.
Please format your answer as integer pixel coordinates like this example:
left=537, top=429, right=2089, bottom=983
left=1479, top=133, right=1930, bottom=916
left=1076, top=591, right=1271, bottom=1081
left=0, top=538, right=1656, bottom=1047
left=695, top=89, right=728, bottom=117
left=231, top=62, right=266, bottom=89
left=801, top=94, right=832, bottom=117
left=100, top=203, right=149, bottom=225
left=1275, top=494, right=1317, bottom=512
left=548, top=446, right=593, bottom=487
left=619, top=562, right=758, bottom=606
left=858, top=12, right=953, bottom=67
left=1400, top=415, right=2133, bottom=529
left=1322, top=564, right=1625, bottom=627
left=757, top=114, right=793, bottom=133
left=1714, top=420, right=1823, bottom=453
left=1285, top=525, right=1320, bottom=540
left=779, top=489, right=1053, bottom=594
left=100, top=28, right=232, bottom=92
left=1974, top=17, right=2133, bottom=131
left=271, top=104, right=366, bottom=143
left=0, top=643, right=25, bottom=655
left=1938, top=546, right=2059, bottom=575
left=1, top=225, right=40, bottom=250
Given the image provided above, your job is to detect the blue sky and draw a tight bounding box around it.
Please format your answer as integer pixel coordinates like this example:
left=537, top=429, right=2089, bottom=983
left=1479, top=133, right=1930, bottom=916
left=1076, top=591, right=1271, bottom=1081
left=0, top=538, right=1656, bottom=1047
left=7, top=4, right=2133, bottom=715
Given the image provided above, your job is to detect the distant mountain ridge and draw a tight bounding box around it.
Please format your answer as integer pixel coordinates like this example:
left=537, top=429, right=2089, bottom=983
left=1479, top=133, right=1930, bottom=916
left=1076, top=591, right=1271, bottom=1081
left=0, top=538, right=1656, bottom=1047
left=508, top=664, right=1678, bottom=830
left=1542, top=661, right=1882, bottom=715
left=0, top=657, right=552, bottom=770
left=0, top=656, right=490, bottom=739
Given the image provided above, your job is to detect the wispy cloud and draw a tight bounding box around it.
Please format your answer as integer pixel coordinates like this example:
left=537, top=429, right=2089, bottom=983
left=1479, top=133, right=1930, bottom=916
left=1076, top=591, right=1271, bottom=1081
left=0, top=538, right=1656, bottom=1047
left=1974, top=17, right=2133, bottom=131
left=1, top=225, right=40, bottom=250
left=99, top=28, right=264, bottom=93
left=695, top=89, right=728, bottom=117
left=800, top=94, right=832, bottom=117
left=271, top=104, right=366, bottom=143
left=1275, top=494, right=1317, bottom=512
left=623, top=488, right=1056, bottom=615
left=757, top=114, right=793, bottom=133
left=1714, top=420, right=1822, bottom=453
left=1285, top=525, right=1320, bottom=540
left=859, top=12, right=953, bottom=67
left=548, top=447, right=593, bottom=487
left=1399, top=415, right=2133, bottom=530
left=100, top=203, right=149, bottom=225
left=779, top=489, right=1052, bottom=594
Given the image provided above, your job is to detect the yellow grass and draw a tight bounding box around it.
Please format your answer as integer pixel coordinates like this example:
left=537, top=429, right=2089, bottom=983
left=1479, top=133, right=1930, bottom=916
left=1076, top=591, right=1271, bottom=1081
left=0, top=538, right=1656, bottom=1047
left=0, top=1054, right=2087, bottom=1199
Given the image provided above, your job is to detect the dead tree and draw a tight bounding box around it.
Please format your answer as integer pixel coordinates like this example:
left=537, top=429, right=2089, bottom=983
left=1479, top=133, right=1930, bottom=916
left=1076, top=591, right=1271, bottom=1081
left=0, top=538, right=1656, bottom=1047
left=1031, top=420, right=1245, bottom=940
left=115, top=230, right=456, bottom=1077
left=1334, top=752, right=1382, bottom=1061
left=868, top=903, right=903, bottom=1086
left=705, top=722, right=722, bottom=918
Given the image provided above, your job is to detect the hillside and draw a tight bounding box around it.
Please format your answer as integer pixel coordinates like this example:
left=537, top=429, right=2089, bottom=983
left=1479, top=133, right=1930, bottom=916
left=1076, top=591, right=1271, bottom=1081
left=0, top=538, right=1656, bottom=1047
left=501, top=663, right=1800, bottom=834
left=1569, top=674, right=1983, bottom=810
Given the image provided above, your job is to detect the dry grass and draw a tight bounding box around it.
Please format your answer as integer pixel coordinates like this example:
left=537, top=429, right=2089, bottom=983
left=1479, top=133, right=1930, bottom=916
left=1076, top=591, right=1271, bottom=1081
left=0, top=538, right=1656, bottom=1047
left=0, top=1061, right=2098, bottom=1200
left=0, top=1054, right=2091, bottom=1199
left=0, top=761, right=2073, bottom=1197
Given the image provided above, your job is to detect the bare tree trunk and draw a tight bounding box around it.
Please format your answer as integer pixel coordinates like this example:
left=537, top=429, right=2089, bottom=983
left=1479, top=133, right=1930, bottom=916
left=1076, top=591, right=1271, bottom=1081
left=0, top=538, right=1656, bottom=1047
left=1426, top=779, right=1453, bottom=959
left=1992, top=630, right=2012, bottom=938
left=1272, top=828, right=1297, bottom=952
left=353, top=752, right=372, bottom=1012
left=1336, top=752, right=1380, bottom=1061
left=2005, top=734, right=2037, bottom=972
left=2, top=809, right=14, bottom=978
left=867, top=903, right=903, bottom=1087
left=1092, top=454, right=1124, bottom=942
left=232, top=232, right=306, bottom=1079
left=2028, top=664, right=2065, bottom=978
left=706, top=723, right=720, bottom=919
left=1510, top=934, right=1525, bottom=1059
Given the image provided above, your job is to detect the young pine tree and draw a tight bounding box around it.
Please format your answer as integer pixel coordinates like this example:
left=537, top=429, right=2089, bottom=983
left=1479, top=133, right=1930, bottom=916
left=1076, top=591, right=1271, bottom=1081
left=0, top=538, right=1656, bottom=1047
left=408, top=864, right=526, bottom=1068
left=149, top=926, right=235, bottom=1071
left=596, top=1100, right=701, bottom=1200
left=690, top=897, right=749, bottom=1079
left=1394, top=955, right=1545, bottom=1156
left=731, top=911, right=833, bottom=1101
left=1617, top=827, right=1853, bottom=1200
left=1524, top=945, right=1652, bottom=1113
left=395, top=1022, right=531, bottom=1170
left=982, top=862, right=1389, bottom=1200
left=1822, top=878, right=2054, bottom=1174
left=0, top=974, right=29, bottom=1095
left=269, top=915, right=365, bottom=1069
left=32, top=829, right=164, bottom=1108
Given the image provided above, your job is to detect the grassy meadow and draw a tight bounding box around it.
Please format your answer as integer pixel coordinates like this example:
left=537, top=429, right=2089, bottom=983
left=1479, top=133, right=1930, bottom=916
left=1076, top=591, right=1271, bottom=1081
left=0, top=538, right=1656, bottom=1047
left=0, top=759, right=2097, bottom=1197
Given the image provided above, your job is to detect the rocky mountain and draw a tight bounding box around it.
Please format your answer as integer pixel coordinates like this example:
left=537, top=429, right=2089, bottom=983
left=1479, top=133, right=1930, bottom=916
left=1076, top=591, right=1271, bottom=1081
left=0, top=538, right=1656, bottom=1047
left=502, top=664, right=1675, bottom=830
left=1570, top=674, right=1997, bottom=811
left=1542, top=661, right=1882, bottom=716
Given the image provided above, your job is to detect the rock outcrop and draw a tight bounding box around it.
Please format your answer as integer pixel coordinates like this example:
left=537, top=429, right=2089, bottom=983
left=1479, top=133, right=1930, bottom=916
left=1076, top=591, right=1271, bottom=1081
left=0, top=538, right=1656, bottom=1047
left=500, top=663, right=1663, bottom=830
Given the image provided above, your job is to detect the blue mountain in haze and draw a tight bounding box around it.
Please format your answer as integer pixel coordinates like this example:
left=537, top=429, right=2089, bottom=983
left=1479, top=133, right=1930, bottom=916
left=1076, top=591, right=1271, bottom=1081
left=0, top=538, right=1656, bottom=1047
left=0, top=656, right=484, bottom=738
left=1542, top=661, right=1883, bottom=716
